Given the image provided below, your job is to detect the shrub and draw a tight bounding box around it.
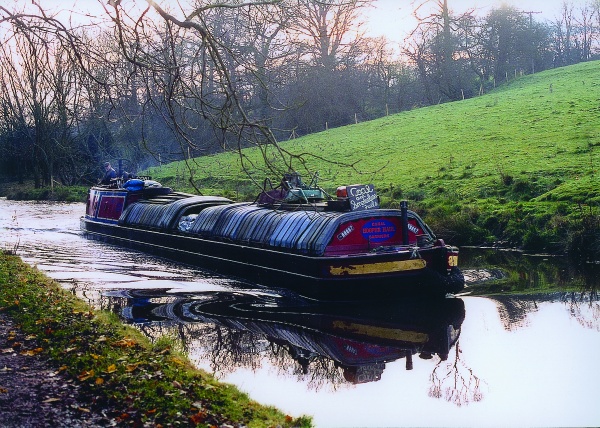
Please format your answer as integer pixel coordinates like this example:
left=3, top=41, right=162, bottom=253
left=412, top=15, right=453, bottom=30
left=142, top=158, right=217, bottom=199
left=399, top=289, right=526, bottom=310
left=565, top=214, right=600, bottom=261
left=502, top=174, right=514, bottom=186
left=406, top=189, right=425, bottom=201
left=522, top=228, right=551, bottom=252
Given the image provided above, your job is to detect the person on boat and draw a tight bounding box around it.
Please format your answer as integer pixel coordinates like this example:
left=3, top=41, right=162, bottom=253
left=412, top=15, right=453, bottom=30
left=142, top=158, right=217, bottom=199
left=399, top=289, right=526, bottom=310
left=100, top=162, right=117, bottom=184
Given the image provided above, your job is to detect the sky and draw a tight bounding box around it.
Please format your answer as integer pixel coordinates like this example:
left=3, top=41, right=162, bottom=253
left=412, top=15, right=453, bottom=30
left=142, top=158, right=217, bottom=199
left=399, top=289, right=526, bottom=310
left=10, top=0, right=572, bottom=43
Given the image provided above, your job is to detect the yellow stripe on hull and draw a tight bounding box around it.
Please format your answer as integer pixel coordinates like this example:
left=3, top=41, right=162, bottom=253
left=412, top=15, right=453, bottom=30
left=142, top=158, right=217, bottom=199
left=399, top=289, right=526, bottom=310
left=332, top=320, right=429, bottom=343
left=329, top=259, right=426, bottom=276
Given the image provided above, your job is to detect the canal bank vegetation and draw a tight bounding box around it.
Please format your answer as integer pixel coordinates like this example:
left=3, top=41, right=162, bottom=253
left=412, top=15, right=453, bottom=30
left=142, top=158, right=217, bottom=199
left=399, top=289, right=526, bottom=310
left=0, top=251, right=311, bottom=427
left=0, top=180, right=87, bottom=202
left=458, top=248, right=600, bottom=296
left=142, top=61, right=600, bottom=260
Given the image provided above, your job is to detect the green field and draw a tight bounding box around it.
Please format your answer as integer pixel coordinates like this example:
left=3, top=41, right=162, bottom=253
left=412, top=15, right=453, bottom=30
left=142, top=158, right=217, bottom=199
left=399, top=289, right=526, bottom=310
left=148, top=61, right=600, bottom=257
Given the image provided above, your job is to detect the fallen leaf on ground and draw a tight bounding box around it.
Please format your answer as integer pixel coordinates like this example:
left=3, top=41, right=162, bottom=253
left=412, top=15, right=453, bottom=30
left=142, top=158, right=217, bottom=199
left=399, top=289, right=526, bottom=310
left=189, top=411, right=207, bottom=424
left=20, top=347, right=43, bottom=356
left=78, top=369, right=95, bottom=381
left=125, top=363, right=140, bottom=372
left=171, top=357, right=185, bottom=366
left=113, top=338, right=137, bottom=347
left=117, top=413, right=130, bottom=421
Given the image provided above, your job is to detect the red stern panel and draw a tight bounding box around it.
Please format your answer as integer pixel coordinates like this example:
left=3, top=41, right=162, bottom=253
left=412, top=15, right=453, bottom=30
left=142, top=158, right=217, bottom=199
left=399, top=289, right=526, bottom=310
left=86, top=189, right=128, bottom=223
left=325, top=217, right=424, bottom=255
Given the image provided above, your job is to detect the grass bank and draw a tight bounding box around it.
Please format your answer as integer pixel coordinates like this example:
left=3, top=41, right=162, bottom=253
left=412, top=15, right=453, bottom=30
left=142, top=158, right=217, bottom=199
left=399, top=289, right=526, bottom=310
left=143, top=61, right=600, bottom=258
left=0, top=251, right=311, bottom=427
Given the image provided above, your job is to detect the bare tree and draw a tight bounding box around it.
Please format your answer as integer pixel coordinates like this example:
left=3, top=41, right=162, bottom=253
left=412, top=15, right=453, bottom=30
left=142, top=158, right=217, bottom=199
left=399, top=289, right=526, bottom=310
left=553, top=1, right=576, bottom=66
left=574, top=2, right=596, bottom=61
left=1, top=1, right=360, bottom=191
left=405, top=0, right=475, bottom=102
left=429, top=341, right=485, bottom=406
left=99, top=0, right=375, bottom=190
left=194, top=2, right=298, bottom=136
left=0, top=17, right=87, bottom=188
left=289, top=0, right=372, bottom=71
left=361, top=36, right=398, bottom=113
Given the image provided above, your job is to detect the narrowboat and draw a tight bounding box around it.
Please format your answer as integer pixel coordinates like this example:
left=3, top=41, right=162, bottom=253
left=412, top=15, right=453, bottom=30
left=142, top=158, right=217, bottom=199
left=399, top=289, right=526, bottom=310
left=80, top=172, right=464, bottom=298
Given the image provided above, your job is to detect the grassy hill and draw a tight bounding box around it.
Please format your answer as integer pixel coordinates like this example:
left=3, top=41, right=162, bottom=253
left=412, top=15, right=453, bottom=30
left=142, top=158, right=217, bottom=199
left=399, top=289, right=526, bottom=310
left=148, top=61, right=600, bottom=258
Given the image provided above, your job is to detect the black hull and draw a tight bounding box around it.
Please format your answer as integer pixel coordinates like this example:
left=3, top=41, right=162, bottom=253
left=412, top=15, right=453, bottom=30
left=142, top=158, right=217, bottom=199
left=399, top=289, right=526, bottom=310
left=80, top=217, right=464, bottom=299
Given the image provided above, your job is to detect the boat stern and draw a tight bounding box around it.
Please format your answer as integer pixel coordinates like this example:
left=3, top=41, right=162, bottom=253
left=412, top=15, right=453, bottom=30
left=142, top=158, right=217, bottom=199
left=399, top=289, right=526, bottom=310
left=85, top=187, right=130, bottom=224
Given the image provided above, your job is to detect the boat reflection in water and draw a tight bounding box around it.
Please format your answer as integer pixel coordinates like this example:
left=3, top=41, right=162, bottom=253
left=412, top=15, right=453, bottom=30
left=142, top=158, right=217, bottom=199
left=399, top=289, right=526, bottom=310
left=105, top=288, right=465, bottom=386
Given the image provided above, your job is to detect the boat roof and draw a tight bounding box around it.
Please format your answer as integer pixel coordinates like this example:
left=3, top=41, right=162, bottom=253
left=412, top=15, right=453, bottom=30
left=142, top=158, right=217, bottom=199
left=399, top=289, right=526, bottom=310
left=119, top=196, right=431, bottom=257
left=119, top=195, right=232, bottom=230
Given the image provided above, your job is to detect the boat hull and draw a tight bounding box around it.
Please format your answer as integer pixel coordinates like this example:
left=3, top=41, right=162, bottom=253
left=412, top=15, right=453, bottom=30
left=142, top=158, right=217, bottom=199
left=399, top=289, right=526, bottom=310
left=80, top=216, right=464, bottom=299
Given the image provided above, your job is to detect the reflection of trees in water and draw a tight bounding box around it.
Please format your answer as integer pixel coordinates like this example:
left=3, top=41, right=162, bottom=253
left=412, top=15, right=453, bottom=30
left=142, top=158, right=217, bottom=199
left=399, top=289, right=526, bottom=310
left=181, top=323, right=353, bottom=390
left=203, top=327, right=266, bottom=373
left=488, top=291, right=600, bottom=331
left=489, top=295, right=538, bottom=331
left=134, top=321, right=349, bottom=391
left=197, top=325, right=352, bottom=391
left=180, top=324, right=266, bottom=375
left=289, top=353, right=348, bottom=392
left=562, top=290, right=600, bottom=332
left=270, top=343, right=348, bottom=391
left=128, top=321, right=272, bottom=374
left=124, top=318, right=398, bottom=391
left=428, top=342, right=484, bottom=407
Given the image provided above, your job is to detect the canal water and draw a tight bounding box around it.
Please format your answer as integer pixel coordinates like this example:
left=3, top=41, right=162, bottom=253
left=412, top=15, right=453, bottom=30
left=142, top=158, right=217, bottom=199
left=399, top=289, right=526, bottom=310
left=1, top=198, right=599, bottom=427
